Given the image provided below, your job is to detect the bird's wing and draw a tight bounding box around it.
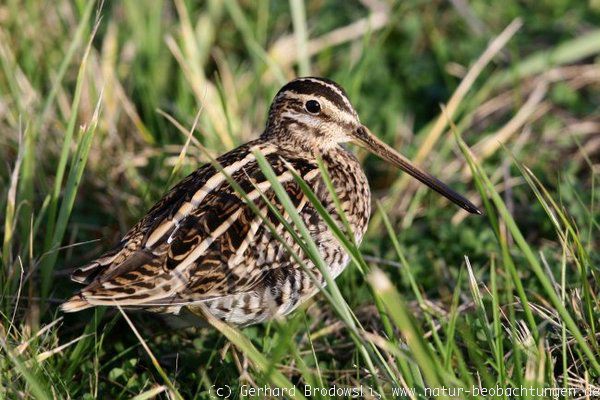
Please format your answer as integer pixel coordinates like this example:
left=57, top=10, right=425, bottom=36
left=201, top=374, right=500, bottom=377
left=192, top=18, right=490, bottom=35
left=69, top=139, right=265, bottom=284
left=62, top=140, right=322, bottom=312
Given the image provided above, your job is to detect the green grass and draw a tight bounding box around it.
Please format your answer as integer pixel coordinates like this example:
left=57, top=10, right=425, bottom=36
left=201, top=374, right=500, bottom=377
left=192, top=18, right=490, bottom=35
left=1, top=0, right=599, bottom=398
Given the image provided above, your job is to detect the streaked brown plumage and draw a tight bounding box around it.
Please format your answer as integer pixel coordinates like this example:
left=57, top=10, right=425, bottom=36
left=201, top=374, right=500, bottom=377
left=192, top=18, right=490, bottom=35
left=61, top=77, right=480, bottom=326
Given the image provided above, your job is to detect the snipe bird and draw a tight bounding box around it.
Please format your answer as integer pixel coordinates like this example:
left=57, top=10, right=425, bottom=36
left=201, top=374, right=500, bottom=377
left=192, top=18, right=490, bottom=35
left=62, top=77, right=480, bottom=326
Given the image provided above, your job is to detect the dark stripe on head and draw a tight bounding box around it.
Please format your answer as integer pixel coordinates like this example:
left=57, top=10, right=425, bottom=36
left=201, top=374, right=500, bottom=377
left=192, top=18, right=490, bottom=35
left=276, top=77, right=355, bottom=115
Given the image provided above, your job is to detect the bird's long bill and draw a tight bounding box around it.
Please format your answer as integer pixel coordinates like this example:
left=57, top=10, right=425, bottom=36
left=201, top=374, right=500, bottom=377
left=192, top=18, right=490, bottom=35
left=353, top=126, right=482, bottom=215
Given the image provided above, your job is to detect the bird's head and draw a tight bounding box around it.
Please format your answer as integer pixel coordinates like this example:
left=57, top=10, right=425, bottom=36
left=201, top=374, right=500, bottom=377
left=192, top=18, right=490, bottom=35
left=264, top=77, right=481, bottom=214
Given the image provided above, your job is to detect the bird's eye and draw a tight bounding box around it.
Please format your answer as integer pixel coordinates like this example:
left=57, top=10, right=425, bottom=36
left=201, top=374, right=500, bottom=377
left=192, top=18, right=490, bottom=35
left=305, top=100, right=321, bottom=114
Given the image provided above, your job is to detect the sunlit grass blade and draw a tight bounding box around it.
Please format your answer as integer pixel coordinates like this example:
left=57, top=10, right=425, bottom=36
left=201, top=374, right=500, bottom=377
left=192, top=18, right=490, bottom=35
left=2, top=127, right=24, bottom=281
left=377, top=203, right=473, bottom=391
left=284, top=157, right=402, bottom=385
left=116, top=305, right=184, bottom=400
left=441, top=106, right=539, bottom=342
left=39, top=96, right=102, bottom=298
left=43, top=17, right=101, bottom=264
left=252, top=150, right=389, bottom=387
left=196, top=304, right=308, bottom=400
left=18, top=0, right=97, bottom=246
left=513, top=155, right=598, bottom=351
left=367, top=269, right=444, bottom=397
left=289, top=0, right=310, bottom=76
left=454, top=130, right=600, bottom=375
left=130, top=385, right=167, bottom=400
left=464, top=256, right=495, bottom=353
left=489, top=256, right=508, bottom=396
left=313, top=156, right=396, bottom=341
left=223, top=0, right=286, bottom=83
left=0, top=338, right=52, bottom=400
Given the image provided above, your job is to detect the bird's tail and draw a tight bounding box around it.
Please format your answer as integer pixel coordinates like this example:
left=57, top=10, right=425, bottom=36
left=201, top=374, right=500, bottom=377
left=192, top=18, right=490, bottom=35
left=60, top=294, right=94, bottom=313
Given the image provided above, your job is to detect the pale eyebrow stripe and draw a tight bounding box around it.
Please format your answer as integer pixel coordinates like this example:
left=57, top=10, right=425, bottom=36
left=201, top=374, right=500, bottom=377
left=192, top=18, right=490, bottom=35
left=299, top=78, right=354, bottom=113
left=284, top=93, right=357, bottom=124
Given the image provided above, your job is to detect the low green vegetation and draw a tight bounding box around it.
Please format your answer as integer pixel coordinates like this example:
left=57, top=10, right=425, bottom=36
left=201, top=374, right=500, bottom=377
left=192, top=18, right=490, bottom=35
left=1, top=0, right=598, bottom=398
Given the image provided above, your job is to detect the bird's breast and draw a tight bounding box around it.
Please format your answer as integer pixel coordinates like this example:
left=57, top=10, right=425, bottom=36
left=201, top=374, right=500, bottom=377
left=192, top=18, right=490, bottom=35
left=318, top=147, right=371, bottom=245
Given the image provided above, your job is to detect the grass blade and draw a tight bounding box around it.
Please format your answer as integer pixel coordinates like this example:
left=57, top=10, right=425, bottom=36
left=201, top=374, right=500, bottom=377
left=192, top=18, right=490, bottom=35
left=40, top=96, right=102, bottom=297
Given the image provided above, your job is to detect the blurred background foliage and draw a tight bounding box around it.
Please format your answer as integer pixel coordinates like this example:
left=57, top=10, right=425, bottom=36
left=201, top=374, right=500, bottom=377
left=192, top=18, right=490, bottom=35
left=0, top=0, right=599, bottom=398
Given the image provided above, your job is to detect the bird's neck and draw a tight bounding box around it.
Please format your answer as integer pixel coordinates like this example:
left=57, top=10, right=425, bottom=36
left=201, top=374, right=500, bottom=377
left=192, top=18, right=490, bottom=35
left=263, top=136, right=342, bottom=162
left=261, top=124, right=341, bottom=159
